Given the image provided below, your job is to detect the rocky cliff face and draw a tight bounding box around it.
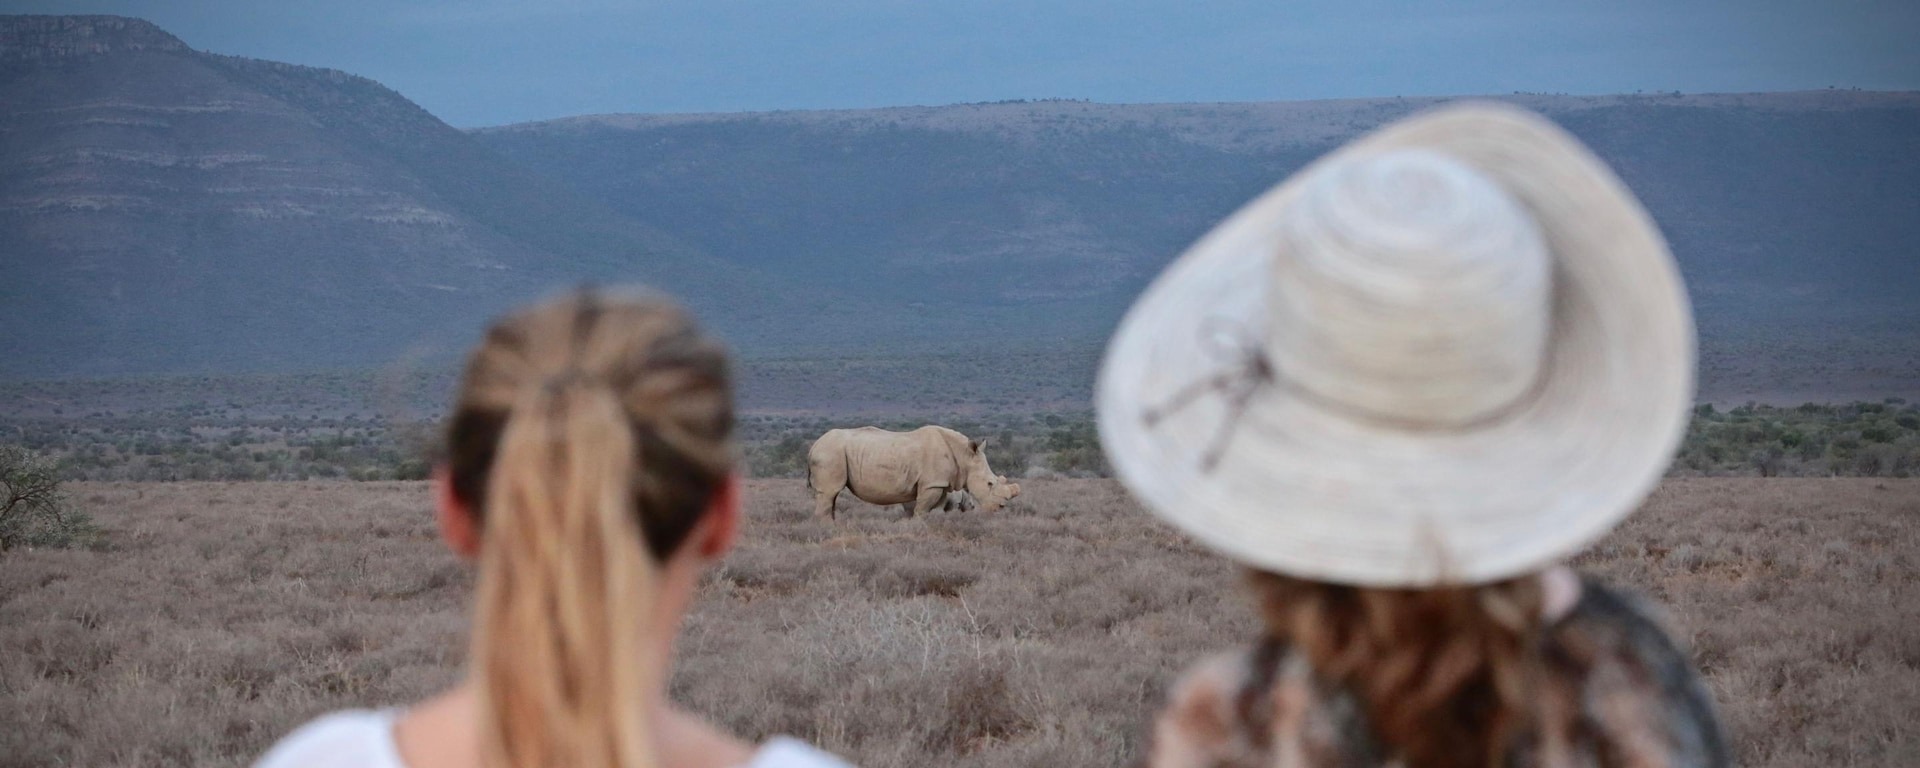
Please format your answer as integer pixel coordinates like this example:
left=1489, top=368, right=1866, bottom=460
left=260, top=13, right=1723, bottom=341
left=0, top=15, right=188, bottom=62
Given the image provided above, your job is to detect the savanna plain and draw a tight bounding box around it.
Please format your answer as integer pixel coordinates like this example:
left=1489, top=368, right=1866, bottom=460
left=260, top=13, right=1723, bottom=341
left=2, top=478, right=1915, bottom=767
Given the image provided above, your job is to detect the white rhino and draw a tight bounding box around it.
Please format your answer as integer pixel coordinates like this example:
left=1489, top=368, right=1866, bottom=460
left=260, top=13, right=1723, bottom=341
left=806, top=426, right=1021, bottom=519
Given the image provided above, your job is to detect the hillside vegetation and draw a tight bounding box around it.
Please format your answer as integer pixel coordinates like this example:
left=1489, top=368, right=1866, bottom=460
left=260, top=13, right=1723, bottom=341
left=5, top=396, right=1918, bottom=483
left=479, top=91, right=1920, bottom=347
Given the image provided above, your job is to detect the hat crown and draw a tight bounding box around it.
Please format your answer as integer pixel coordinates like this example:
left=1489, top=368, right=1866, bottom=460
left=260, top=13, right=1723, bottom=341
left=1269, top=149, right=1552, bottom=428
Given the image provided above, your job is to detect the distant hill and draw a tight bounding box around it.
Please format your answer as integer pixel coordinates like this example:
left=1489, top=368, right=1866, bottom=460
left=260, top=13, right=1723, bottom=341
left=3, top=14, right=1915, bottom=403
left=0, top=15, right=883, bottom=378
left=478, top=91, right=1920, bottom=354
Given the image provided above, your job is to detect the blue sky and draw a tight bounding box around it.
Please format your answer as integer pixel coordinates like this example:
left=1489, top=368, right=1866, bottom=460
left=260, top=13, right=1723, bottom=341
left=7, top=0, right=1916, bottom=126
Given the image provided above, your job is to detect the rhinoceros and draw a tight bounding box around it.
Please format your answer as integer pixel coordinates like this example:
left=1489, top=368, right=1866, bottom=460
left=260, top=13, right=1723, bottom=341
left=806, top=426, right=1021, bottom=519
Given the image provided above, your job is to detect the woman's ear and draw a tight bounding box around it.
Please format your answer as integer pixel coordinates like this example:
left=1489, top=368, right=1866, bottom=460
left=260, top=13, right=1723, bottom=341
left=432, top=465, right=483, bottom=560
left=694, top=473, right=742, bottom=561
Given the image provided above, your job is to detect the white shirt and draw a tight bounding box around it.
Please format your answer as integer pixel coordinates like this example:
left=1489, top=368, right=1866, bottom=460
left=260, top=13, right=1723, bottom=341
left=253, top=709, right=854, bottom=768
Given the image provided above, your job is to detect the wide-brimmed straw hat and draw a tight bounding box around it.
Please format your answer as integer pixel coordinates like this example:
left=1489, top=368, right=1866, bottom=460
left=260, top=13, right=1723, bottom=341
left=1095, top=103, right=1694, bottom=587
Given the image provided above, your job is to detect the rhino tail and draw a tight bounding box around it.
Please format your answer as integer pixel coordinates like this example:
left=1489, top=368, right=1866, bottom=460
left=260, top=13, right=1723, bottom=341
left=804, top=440, right=819, bottom=490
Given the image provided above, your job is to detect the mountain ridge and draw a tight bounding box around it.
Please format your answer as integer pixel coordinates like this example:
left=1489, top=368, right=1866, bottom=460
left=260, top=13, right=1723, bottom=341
left=476, top=90, right=1920, bottom=152
left=0, top=14, right=891, bottom=378
left=3, top=14, right=1915, bottom=403
left=476, top=91, right=1920, bottom=335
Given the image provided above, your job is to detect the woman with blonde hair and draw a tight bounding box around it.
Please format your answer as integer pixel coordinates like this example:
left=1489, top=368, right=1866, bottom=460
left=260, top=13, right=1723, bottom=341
left=1096, top=104, right=1729, bottom=767
left=256, top=290, right=851, bottom=768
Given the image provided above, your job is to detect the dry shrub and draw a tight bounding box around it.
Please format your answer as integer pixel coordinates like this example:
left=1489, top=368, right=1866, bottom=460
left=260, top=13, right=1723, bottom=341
left=872, top=561, right=979, bottom=599
left=0, top=478, right=1915, bottom=767
left=925, top=660, right=1026, bottom=753
left=0, top=445, right=96, bottom=552
left=0, top=482, right=466, bottom=768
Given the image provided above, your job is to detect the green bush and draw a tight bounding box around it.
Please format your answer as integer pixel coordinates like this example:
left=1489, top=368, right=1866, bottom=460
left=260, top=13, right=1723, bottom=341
left=745, top=433, right=812, bottom=478
left=1674, top=402, right=1920, bottom=476
left=4, top=400, right=1915, bottom=482
left=0, top=444, right=97, bottom=552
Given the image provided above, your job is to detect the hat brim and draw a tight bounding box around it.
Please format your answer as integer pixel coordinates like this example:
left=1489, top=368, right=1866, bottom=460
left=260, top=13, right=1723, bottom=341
left=1095, top=103, right=1695, bottom=587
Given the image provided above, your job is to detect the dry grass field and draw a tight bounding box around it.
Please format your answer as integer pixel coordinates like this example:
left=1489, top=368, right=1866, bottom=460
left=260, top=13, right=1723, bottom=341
left=2, top=478, right=1916, bottom=767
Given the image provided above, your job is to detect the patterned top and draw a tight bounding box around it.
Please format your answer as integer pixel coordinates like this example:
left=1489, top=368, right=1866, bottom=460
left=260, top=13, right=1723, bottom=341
left=1146, top=579, right=1729, bottom=768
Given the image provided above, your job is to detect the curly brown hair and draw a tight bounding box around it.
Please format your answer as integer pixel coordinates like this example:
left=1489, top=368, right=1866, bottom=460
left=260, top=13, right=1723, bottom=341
left=1246, top=570, right=1610, bottom=768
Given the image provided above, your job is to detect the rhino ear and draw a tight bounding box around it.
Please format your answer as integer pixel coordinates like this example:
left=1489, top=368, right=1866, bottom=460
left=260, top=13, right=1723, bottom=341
left=969, top=438, right=985, bottom=454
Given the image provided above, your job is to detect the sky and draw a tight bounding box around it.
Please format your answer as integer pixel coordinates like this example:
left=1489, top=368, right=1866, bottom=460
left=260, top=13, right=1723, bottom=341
left=6, top=0, right=1917, bottom=127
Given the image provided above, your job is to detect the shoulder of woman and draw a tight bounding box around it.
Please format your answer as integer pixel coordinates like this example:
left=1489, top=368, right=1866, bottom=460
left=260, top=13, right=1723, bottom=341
left=1567, top=576, right=1733, bottom=767
left=1566, top=576, right=1710, bottom=684
left=252, top=709, right=404, bottom=768
left=743, top=736, right=857, bottom=768
left=1165, top=650, right=1257, bottom=726
left=1145, top=649, right=1274, bottom=768
left=1568, top=576, right=1679, bottom=633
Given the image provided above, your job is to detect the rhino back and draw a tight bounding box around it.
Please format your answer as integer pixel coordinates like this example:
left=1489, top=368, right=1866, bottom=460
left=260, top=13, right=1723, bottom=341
left=837, top=427, right=942, bottom=503
left=926, top=425, right=972, bottom=454
left=809, top=428, right=850, bottom=456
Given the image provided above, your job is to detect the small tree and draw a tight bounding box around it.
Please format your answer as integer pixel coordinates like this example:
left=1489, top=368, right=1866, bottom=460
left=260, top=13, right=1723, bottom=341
left=0, top=444, right=94, bottom=552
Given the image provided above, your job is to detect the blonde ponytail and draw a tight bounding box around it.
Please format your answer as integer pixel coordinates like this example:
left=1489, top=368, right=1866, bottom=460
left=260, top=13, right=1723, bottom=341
left=445, top=291, right=736, bottom=768
left=473, top=377, right=660, bottom=768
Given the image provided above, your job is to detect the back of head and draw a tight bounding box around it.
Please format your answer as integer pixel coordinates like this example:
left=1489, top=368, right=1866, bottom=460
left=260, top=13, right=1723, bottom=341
left=1249, top=571, right=1560, bottom=767
left=442, top=289, right=734, bottom=768
left=1246, top=570, right=1705, bottom=768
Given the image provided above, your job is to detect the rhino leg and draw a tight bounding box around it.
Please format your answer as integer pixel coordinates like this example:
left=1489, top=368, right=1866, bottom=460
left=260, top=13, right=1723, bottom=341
left=813, top=487, right=841, bottom=520
left=806, top=444, right=848, bottom=521
left=909, top=485, right=947, bottom=518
